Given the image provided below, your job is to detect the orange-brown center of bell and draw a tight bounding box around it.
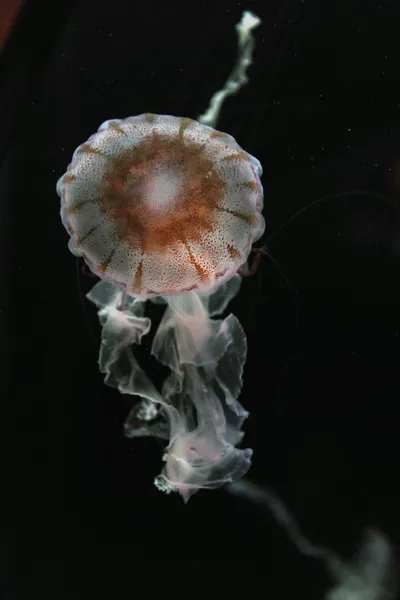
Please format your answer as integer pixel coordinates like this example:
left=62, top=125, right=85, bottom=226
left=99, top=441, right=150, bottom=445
left=98, top=133, right=226, bottom=256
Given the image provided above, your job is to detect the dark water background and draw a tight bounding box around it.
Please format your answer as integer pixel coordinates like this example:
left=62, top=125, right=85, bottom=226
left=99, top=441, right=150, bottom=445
left=1, top=0, right=400, bottom=595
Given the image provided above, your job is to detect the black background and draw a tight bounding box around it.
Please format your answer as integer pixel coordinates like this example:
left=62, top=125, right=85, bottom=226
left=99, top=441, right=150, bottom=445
left=1, top=0, right=400, bottom=595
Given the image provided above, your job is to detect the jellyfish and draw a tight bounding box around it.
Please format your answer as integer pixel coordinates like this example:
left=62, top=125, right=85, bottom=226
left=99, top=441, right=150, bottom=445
left=56, top=12, right=264, bottom=502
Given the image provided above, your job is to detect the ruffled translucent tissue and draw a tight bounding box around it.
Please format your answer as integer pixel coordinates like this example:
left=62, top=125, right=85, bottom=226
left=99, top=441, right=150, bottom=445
left=87, top=273, right=252, bottom=503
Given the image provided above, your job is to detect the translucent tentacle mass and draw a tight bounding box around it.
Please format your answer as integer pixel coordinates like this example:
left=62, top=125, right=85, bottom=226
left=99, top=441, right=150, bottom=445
left=87, top=273, right=252, bottom=502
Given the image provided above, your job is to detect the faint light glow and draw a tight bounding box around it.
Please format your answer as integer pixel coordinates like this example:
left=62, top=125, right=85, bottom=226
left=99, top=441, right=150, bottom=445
left=227, top=480, right=398, bottom=600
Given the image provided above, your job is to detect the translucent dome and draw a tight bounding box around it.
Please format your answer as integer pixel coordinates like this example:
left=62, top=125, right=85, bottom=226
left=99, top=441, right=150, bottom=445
left=57, top=113, right=265, bottom=299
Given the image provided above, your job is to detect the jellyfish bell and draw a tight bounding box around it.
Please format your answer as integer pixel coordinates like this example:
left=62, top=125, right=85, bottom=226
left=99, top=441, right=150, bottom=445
left=57, top=113, right=265, bottom=300
left=57, top=113, right=265, bottom=502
